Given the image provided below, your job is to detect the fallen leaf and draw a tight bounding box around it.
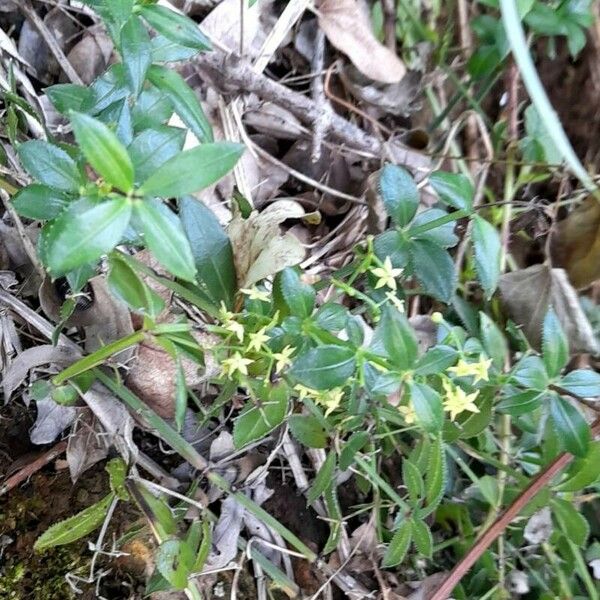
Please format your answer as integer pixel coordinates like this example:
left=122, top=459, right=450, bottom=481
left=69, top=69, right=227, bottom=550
left=499, top=264, right=598, bottom=354
left=550, top=196, right=600, bottom=289
left=66, top=410, right=108, bottom=482
left=205, top=495, right=245, bottom=570
left=30, top=398, right=78, bottom=445
left=524, top=507, right=552, bottom=544
left=318, top=0, right=406, bottom=84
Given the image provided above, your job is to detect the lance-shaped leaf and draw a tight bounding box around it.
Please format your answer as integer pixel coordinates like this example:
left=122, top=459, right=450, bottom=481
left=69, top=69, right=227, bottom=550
left=140, top=4, right=211, bottom=50
left=120, top=15, right=152, bottom=96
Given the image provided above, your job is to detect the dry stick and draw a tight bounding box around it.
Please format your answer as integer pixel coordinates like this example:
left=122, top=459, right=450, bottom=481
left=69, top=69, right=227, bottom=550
left=0, top=440, right=68, bottom=496
left=194, top=52, right=430, bottom=174
left=428, top=417, right=600, bottom=600
left=310, top=28, right=330, bottom=164
left=20, top=0, right=83, bottom=85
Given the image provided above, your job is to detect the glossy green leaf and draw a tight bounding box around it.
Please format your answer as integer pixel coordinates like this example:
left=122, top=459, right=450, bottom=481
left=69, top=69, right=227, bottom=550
left=339, top=431, right=369, bottom=470
left=17, top=140, right=82, bottom=193
left=151, top=35, right=198, bottom=62
left=174, top=360, right=187, bottom=432
left=411, top=208, right=459, bottom=248
left=409, top=382, right=443, bottom=433
left=410, top=239, right=456, bottom=302
left=233, top=384, right=288, bottom=448
left=41, top=198, right=132, bottom=276
left=411, top=518, right=433, bottom=558
left=479, top=312, right=508, bottom=370
left=555, top=441, right=600, bottom=492
left=373, top=229, right=411, bottom=268
left=108, top=253, right=161, bottom=314
left=549, top=394, right=590, bottom=457
left=511, top=355, right=549, bottom=390
left=12, top=184, right=69, bottom=220
left=552, top=498, right=589, bottom=545
left=105, top=0, right=134, bottom=24
left=97, top=97, right=133, bottom=146
left=429, top=170, right=473, bottom=210
left=403, top=459, right=424, bottom=508
left=314, top=303, right=348, bottom=332
left=128, top=126, right=186, bottom=184
left=132, top=85, right=174, bottom=130
left=84, top=64, right=129, bottom=113
left=289, top=345, right=356, bottom=390
left=542, top=308, right=569, bottom=378
left=133, top=200, right=197, bottom=282
left=560, top=369, right=600, bottom=398
left=308, top=452, right=336, bottom=505
left=378, top=163, right=419, bottom=226
left=277, top=268, right=315, bottom=318
left=120, top=15, right=152, bottom=96
left=472, top=215, right=501, bottom=299
left=372, top=306, right=418, bottom=370
left=139, top=142, right=243, bottom=198
left=382, top=520, right=412, bottom=568
left=179, top=196, right=237, bottom=307
left=414, top=346, right=459, bottom=376
left=45, top=83, right=92, bottom=114
left=34, top=493, right=114, bottom=551
left=497, top=390, right=543, bottom=416
left=156, top=538, right=194, bottom=590
left=147, top=64, right=213, bottom=142
left=70, top=111, right=134, bottom=192
left=140, top=5, right=211, bottom=50
left=288, top=414, right=328, bottom=448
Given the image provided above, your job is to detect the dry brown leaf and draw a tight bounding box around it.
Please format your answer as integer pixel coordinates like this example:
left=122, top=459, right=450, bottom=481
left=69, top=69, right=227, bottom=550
left=498, top=264, right=598, bottom=353
left=318, top=0, right=406, bottom=84
left=66, top=410, right=108, bottom=482
left=550, top=196, right=600, bottom=289
left=62, top=25, right=113, bottom=85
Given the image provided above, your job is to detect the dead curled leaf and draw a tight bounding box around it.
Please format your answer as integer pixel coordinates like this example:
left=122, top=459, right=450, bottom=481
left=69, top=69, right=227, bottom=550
left=228, top=199, right=307, bottom=287
left=550, top=196, right=600, bottom=289
left=498, top=264, right=598, bottom=354
left=66, top=410, right=108, bottom=483
left=317, top=0, right=406, bottom=84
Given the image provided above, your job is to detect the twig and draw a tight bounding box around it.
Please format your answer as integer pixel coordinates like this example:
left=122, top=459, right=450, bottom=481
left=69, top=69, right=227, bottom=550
left=381, top=0, right=397, bottom=53
left=310, top=29, right=330, bottom=163
left=428, top=417, right=600, bottom=600
left=0, top=439, right=68, bottom=496
left=19, top=0, right=83, bottom=85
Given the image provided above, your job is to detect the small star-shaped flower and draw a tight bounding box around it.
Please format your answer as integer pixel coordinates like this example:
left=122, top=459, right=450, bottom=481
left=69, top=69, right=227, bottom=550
left=240, top=286, right=271, bottom=302
left=398, top=402, right=417, bottom=425
left=247, top=327, right=269, bottom=352
left=272, top=345, right=295, bottom=373
left=442, top=379, right=480, bottom=421
left=225, top=319, right=244, bottom=343
left=371, top=257, right=403, bottom=291
left=222, top=352, right=253, bottom=376
left=448, top=356, right=492, bottom=383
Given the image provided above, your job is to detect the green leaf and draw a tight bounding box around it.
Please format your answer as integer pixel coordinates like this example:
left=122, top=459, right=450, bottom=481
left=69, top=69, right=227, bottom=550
left=373, top=229, right=411, bottom=268
left=140, top=5, right=211, bottom=50
left=410, top=239, right=456, bottom=302
left=560, top=369, right=600, bottom=398
left=289, top=345, right=356, bottom=390
left=479, top=312, right=508, bottom=370
left=175, top=360, right=187, bottom=432
left=97, top=97, right=133, bottom=146
left=156, top=538, right=194, bottom=590
left=414, top=346, right=459, bottom=376
left=308, top=452, right=336, bottom=505
left=128, top=126, right=186, bottom=184
left=105, top=0, right=134, bottom=24
left=70, top=111, right=134, bottom=193
left=371, top=306, right=418, bottom=370
left=549, top=394, right=590, bottom=457
left=41, top=198, right=132, bottom=277
left=422, top=436, right=446, bottom=516
left=411, top=208, right=459, bottom=248
left=120, top=16, right=152, bottom=96
left=471, top=215, right=501, bottom=299
left=133, top=200, right=197, bottom=282
left=233, top=383, right=288, bottom=448
left=132, top=85, right=174, bottom=130
left=179, top=196, right=237, bottom=307
left=12, top=184, right=69, bottom=220
left=409, top=382, right=443, bottom=433
left=497, top=390, right=543, bottom=416
left=139, top=142, right=243, bottom=198
left=137, top=486, right=177, bottom=539
left=34, top=493, right=114, bottom=551
left=45, top=84, right=92, bottom=114
left=313, top=303, right=348, bottom=332
left=288, top=414, right=328, bottom=448
left=552, top=498, right=589, bottom=546
left=542, top=308, right=569, bottom=378
left=17, top=140, right=82, bottom=193
left=106, top=457, right=129, bottom=500
left=411, top=518, right=433, bottom=558
left=147, top=64, right=213, bottom=142
left=277, top=268, right=315, bottom=318
left=402, top=460, right=424, bottom=508
left=382, top=520, right=412, bottom=568
left=555, top=441, right=600, bottom=492
left=151, top=35, right=198, bottom=62
left=378, top=163, right=419, bottom=226
left=339, top=431, right=369, bottom=470
left=511, top=355, right=549, bottom=390
left=428, top=171, right=473, bottom=210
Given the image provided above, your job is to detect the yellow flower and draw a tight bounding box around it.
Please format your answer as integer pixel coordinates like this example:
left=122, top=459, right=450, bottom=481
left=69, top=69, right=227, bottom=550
left=318, top=388, right=344, bottom=416
left=385, top=291, right=405, bottom=313
left=294, top=384, right=318, bottom=399
left=398, top=402, right=417, bottom=425
left=218, top=302, right=235, bottom=323
left=273, top=345, right=295, bottom=373
left=225, top=319, right=244, bottom=343
left=240, top=287, right=270, bottom=302
left=222, top=352, right=253, bottom=376
left=448, top=356, right=492, bottom=384
left=371, top=256, right=403, bottom=291
left=247, top=327, right=270, bottom=352
left=442, top=379, right=480, bottom=421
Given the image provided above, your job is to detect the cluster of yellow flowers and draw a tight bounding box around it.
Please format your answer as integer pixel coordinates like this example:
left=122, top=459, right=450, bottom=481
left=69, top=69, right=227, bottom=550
left=218, top=289, right=295, bottom=378
left=295, top=384, right=345, bottom=416
left=399, top=355, right=492, bottom=425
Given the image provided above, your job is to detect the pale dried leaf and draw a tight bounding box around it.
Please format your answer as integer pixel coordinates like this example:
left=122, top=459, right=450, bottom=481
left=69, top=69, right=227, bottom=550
left=498, top=264, right=598, bottom=353
left=244, top=102, right=304, bottom=140
left=66, top=410, right=108, bottom=482
left=30, top=398, right=78, bottom=445
left=205, top=496, right=245, bottom=570
left=318, top=0, right=406, bottom=83
left=63, top=25, right=112, bottom=85
left=524, top=507, right=552, bottom=545
left=200, top=0, right=261, bottom=54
